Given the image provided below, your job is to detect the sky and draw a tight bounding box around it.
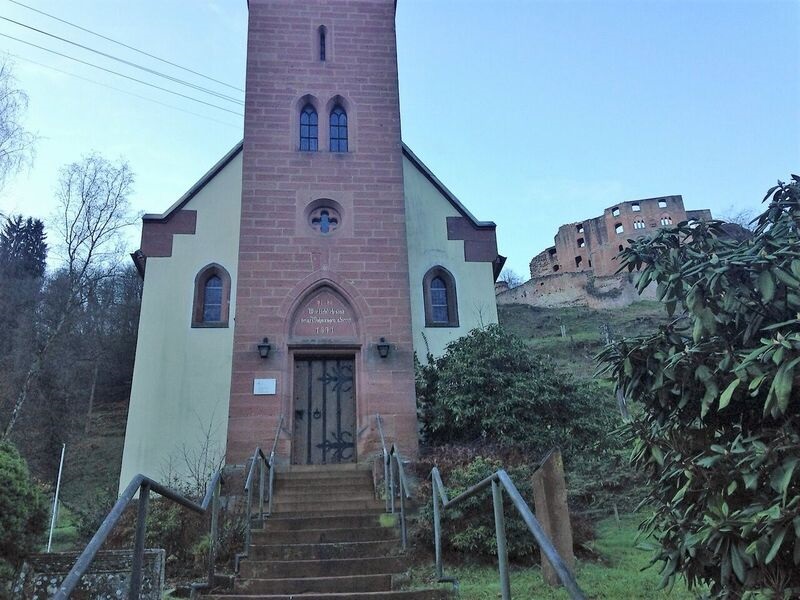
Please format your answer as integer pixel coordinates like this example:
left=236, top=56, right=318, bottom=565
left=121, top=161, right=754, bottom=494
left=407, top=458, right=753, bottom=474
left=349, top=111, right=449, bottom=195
left=0, top=0, right=797, bottom=278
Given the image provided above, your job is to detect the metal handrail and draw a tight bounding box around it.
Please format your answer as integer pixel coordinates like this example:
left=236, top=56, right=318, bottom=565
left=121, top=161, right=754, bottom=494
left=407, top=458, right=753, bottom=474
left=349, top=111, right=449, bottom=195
left=236, top=415, right=285, bottom=571
left=374, top=414, right=410, bottom=549
left=54, top=469, right=224, bottom=600
left=431, top=466, right=585, bottom=600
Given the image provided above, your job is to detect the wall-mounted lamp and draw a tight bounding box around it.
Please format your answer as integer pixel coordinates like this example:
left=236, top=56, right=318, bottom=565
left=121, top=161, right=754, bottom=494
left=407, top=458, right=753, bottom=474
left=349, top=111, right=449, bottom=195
left=377, top=337, right=390, bottom=359
left=257, top=337, right=271, bottom=359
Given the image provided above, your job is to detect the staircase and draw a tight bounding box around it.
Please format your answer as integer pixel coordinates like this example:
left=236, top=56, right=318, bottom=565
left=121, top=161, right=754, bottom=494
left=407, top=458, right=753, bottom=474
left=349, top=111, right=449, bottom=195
left=206, top=463, right=449, bottom=599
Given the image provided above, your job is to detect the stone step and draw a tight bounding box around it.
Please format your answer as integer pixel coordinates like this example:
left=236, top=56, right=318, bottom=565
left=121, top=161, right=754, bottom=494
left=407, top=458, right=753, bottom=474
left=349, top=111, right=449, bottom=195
left=252, top=526, right=399, bottom=545
left=235, top=573, right=392, bottom=595
left=248, top=539, right=400, bottom=561
left=277, top=463, right=371, bottom=473
left=275, top=480, right=376, bottom=493
left=271, top=498, right=386, bottom=513
left=267, top=507, right=387, bottom=518
left=274, top=490, right=377, bottom=504
left=261, top=513, right=395, bottom=531
left=205, top=590, right=451, bottom=600
left=238, top=556, right=406, bottom=579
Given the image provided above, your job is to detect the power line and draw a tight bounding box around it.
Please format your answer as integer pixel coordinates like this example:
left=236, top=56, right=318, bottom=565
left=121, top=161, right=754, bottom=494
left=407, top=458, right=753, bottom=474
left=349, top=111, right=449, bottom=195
left=6, top=0, right=244, bottom=93
left=0, top=32, right=244, bottom=117
left=0, top=15, right=244, bottom=105
left=5, top=51, right=241, bottom=130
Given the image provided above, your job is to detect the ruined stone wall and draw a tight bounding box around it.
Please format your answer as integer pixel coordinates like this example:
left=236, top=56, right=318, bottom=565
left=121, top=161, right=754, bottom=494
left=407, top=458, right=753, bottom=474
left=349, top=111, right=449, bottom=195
left=496, top=271, right=656, bottom=309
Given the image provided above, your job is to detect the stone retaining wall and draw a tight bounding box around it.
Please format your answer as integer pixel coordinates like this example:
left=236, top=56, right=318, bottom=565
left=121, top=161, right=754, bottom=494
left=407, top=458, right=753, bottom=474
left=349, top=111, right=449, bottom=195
left=13, top=549, right=164, bottom=600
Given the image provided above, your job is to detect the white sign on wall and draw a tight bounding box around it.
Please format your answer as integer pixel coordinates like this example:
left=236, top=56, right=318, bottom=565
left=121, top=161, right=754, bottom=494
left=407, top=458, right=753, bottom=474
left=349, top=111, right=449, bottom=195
left=253, top=378, right=277, bottom=395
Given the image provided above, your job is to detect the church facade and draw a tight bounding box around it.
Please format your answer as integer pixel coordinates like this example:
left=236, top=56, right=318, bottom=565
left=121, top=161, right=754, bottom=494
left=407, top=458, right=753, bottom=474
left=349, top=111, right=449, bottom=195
left=119, top=0, right=503, bottom=488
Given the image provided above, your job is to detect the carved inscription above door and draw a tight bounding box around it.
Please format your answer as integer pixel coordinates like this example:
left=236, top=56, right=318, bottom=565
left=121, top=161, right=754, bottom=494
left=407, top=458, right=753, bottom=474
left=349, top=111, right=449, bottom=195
left=291, top=288, right=357, bottom=340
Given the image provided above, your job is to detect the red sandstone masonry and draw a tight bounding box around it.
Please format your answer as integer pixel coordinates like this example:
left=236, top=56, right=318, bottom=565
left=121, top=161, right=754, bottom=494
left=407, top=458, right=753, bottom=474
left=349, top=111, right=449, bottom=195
left=227, top=0, right=417, bottom=464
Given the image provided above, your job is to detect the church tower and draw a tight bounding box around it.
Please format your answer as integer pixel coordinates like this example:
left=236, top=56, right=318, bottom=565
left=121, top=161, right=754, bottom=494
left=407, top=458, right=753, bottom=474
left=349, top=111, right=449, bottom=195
left=227, top=0, right=418, bottom=464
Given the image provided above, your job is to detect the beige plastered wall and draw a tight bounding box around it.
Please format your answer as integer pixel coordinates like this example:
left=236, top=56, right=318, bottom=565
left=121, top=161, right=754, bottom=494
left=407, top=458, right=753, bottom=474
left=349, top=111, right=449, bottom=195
left=403, top=155, right=499, bottom=359
left=118, top=153, right=242, bottom=492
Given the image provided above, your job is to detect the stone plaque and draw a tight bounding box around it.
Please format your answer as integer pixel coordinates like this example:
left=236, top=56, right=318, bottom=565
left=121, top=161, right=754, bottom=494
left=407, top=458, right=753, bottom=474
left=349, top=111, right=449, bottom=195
left=253, top=378, right=277, bottom=395
left=291, top=288, right=357, bottom=339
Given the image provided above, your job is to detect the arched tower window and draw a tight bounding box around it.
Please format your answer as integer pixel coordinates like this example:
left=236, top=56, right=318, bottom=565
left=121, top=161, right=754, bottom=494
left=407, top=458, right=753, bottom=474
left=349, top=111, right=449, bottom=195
left=329, top=105, right=348, bottom=152
left=300, top=104, right=318, bottom=151
left=423, top=266, right=459, bottom=327
left=318, top=26, right=327, bottom=61
left=192, top=263, right=232, bottom=328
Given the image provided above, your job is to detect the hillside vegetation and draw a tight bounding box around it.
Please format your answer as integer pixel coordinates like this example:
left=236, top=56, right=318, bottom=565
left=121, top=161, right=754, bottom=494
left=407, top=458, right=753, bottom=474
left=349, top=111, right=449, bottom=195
left=498, top=301, right=669, bottom=381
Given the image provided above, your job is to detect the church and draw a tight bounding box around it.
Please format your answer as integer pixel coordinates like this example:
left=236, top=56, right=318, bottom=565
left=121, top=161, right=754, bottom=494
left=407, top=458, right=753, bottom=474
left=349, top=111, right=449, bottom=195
left=119, top=0, right=503, bottom=488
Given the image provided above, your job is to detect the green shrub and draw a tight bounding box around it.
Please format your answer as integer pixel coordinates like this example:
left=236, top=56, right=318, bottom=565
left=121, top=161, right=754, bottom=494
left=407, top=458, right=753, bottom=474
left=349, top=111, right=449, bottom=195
left=598, top=176, right=800, bottom=598
left=415, top=325, right=641, bottom=527
left=0, top=441, right=47, bottom=584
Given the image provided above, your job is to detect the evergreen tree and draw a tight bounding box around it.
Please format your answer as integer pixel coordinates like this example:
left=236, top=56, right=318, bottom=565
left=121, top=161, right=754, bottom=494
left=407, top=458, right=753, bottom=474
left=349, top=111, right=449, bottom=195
left=0, top=215, right=47, bottom=278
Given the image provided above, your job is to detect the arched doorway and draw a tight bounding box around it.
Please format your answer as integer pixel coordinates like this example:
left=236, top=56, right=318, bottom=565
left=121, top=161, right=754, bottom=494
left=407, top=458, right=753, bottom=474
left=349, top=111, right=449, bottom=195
left=288, top=285, right=360, bottom=464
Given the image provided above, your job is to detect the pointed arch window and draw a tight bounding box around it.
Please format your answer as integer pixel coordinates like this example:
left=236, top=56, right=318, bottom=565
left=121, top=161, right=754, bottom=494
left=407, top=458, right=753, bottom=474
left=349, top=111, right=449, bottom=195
left=329, top=105, right=348, bottom=152
left=192, top=263, right=231, bottom=328
left=423, top=266, right=459, bottom=327
left=300, top=104, right=318, bottom=151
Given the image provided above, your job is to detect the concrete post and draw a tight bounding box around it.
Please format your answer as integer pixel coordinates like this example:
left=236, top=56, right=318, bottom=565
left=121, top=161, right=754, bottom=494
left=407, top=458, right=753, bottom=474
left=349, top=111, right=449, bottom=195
left=531, top=449, right=575, bottom=587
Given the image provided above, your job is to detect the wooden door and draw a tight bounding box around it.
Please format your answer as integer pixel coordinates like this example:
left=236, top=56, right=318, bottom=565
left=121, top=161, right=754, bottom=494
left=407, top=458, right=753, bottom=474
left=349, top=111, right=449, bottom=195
left=292, top=357, right=356, bottom=464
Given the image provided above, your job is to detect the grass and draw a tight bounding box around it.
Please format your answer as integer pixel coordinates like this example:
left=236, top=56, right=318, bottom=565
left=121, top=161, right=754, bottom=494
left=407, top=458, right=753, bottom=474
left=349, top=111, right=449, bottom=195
left=498, top=302, right=669, bottom=381
left=411, top=515, right=698, bottom=599
left=42, top=503, right=80, bottom=553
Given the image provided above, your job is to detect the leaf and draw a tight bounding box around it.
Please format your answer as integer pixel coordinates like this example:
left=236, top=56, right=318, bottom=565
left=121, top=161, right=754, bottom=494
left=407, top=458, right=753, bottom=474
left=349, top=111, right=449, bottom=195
left=651, top=445, right=665, bottom=466
left=770, top=458, right=799, bottom=499
left=731, top=545, right=746, bottom=583
left=758, top=270, right=776, bottom=303
left=765, top=526, right=787, bottom=564
left=719, top=378, right=741, bottom=410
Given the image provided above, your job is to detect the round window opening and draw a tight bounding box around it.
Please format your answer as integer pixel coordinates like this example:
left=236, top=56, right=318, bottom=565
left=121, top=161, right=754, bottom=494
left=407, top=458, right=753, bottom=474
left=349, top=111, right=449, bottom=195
left=308, top=206, right=341, bottom=235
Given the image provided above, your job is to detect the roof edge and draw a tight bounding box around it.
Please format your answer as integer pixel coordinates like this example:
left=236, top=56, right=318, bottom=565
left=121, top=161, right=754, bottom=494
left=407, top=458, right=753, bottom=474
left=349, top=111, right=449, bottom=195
left=143, top=141, right=244, bottom=222
left=401, top=143, right=496, bottom=230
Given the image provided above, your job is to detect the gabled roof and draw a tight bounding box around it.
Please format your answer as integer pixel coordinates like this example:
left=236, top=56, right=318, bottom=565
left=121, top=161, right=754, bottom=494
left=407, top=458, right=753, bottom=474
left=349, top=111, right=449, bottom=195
left=142, top=141, right=244, bottom=222
left=401, top=143, right=496, bottom=230
left=143, top=140, right=495, bottom=232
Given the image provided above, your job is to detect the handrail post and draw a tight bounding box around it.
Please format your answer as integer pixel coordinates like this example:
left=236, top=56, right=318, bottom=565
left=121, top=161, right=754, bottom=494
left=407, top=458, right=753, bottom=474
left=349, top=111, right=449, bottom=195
left=245, top=477, right=253, bottom=550
left=397, top=457, right=407, bottom=550
left=268, top=457, right=275, bottom=515
left=432, top=474, right=443, bottom=579
left=258, top=458, right=265, bottom=519
left=129, top=482, right=150, bottom=600
left=492, top=480, right=511, bottom=600
left=207, top=479, right=220, bottom=587
left=389, top=454, right=395, bottom=513
left=383, top=451, right=390, bottom=511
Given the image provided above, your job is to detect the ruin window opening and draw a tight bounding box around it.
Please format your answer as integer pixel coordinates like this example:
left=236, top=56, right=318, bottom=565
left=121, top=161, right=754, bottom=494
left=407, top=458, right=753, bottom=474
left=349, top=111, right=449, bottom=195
left=577, top=238, right=585, bottom=248
left=660, top=215, right=672, bottom=226
left=618, top=244, right=624, bottom=252
left=574, top=256, right=582, bottom=268
left=633, top=219, right=646, bottom=230
left=658, top=200, right=667, bottom=208
left=632, top=203, right=640, bottom=212
left=553, top=265, right=560, bottom=272
left=588, top=259, right=592, bottom=267
left=615, top=223, right=624, bottom=234
left=612, top=207, right=620, bottom=217
left=576, top=224, right=584, bottom=234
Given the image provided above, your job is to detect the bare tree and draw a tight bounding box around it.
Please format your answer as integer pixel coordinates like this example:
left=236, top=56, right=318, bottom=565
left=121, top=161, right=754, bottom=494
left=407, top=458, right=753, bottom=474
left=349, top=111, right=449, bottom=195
left=499, top=268, right=524, bottom=288
left=720, top=205, right=757, bottom=231
left=1, top=154, right=136, bottom=440
left=0, top=59, right=36, bottom=190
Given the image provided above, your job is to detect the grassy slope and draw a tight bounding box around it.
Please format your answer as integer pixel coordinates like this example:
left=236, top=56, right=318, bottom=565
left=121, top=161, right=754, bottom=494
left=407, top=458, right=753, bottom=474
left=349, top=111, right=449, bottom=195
left=498, top=301, right=669, bottom=382
left=412, top=516, right=696, bottom=599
